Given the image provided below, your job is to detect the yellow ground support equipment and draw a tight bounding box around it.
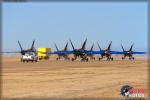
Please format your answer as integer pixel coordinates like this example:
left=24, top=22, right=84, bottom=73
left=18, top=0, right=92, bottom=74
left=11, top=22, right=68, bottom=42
left=38, top=48, right=51, bottom=60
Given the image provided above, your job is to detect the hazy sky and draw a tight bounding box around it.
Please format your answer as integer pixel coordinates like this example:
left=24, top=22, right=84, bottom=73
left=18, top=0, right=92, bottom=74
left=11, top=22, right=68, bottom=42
left=2, top=2, right=147, bottom=52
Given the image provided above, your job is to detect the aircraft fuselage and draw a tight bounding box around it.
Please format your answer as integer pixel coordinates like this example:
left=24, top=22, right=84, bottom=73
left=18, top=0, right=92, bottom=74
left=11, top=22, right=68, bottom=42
left=122, top=51, right=134, bottom=60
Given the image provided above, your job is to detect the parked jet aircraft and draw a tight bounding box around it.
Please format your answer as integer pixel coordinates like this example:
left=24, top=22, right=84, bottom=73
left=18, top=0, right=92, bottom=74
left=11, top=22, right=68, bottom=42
left=53, top=42, right=72, bottom=60
left=117, top=44, right=147, bottom=60
left=96, top=41, right=114, bottom=61
left=18, top=40, right=36, bottom=55
left=87, top=41, right=119, bottom=61
left=69, top=39, right=88, bottom=61
left=1, top=40, right=36, bottom=55
left=1, top=39, right=147, bottom=62
left=1, top=40, right=38, bottom=62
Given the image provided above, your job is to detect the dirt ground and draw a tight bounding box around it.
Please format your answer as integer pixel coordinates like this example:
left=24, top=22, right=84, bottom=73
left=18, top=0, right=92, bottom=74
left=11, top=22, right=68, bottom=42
left=1, top=56, right=149, bottom=100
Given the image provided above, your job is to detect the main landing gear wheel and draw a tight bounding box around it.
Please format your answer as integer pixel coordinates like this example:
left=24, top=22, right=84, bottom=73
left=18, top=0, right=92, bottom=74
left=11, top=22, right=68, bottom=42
left=93, top=57, right=95, bottom=60
left=22, top=60, right=25, bottom=63
left=99, top=57, right=102, bottom=61
left=111, top=57, right=113, bottom=61
left=72, top=58, right=75, bottom=61
left=107, top=57, right=113, bottom=61
left=86, top=58, right=88, bottom=62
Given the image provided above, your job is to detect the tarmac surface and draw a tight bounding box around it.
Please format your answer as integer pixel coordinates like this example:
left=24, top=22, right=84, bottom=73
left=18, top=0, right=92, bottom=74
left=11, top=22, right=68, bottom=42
left=1, top=56, right=149, bottom=100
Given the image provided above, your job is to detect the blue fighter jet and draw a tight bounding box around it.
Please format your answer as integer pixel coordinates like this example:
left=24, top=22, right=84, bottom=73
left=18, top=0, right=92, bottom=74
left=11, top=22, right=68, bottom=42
left=86, top=41, right=118, bottom=61
left=116, top=44, right=147, bottom=60
left=52, top=42, right=73, bottom=60
left=1, top=40, right=37, bottom=55
left=69, top=39, right=89, bottom=61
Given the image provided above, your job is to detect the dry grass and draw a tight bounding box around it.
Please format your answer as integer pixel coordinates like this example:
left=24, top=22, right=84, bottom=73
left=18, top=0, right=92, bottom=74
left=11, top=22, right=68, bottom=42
left=1, top=57, right=149, bottom=100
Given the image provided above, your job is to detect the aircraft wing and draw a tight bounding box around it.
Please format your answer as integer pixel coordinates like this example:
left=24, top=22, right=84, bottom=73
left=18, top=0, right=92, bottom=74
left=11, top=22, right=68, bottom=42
left=86, top=51, right=104, bottom=55
left=132, top=51, right=147, bottom=54
left=0, top=51, right=21, bottom=53
left=108, top=51, right=147, bottom=54
left=63, top=51, right=74, bottom=54
left=44, top=50, right=73, bottom=55
left=88, top=51, right=125, bottom=55
left=87, top=50, right=120, bottom=55
left=109, top=51, right=124, bottom=54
